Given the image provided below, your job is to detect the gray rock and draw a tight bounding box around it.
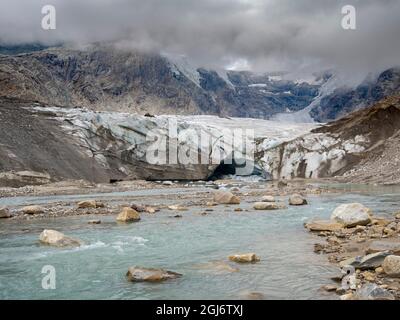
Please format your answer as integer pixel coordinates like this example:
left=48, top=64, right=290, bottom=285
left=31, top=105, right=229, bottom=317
left=339, top=251, right=390, bottom=270
left=366, top=240, right=400, bottom=255
left=355, top=283, right=395, bottom=300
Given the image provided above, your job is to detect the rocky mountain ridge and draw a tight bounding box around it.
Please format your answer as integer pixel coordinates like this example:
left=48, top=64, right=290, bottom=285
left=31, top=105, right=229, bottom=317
left=0, top=46, right=321, bottom=119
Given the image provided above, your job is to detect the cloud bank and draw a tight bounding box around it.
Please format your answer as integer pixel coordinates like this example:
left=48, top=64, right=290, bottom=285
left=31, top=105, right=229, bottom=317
left=1, top=0, right=399, bottom=79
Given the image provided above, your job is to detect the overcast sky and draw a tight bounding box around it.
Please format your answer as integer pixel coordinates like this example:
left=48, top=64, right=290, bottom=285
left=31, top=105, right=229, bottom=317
left=1, top=0, right=399, bottom=80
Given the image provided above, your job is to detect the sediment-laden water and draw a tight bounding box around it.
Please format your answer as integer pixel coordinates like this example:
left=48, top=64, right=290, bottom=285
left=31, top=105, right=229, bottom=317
left=0, top=185, right=399, bottom=300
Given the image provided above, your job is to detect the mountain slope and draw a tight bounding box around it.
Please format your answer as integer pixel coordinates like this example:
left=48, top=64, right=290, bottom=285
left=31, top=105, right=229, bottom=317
left=309, top=68, right=400, bottom=122
left=0, top=46, right=320, bottom=118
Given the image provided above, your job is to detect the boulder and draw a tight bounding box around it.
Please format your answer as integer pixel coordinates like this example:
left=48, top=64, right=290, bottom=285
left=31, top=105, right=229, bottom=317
left=339, top=251, right=390, bottom=270
left=0, top=207, right=11, bottom=219
left=382, top=255, right=400, bottom=277
left=366, top=240, right=400, bottom=256
left=355, top=283, right=395, bottom=300
left=253, top=202, right=286, bottom=210
left=22, top=205, right=44, bottom=215
left=288, top=194, right=308, bottom=206
left=39, top=229, right=82, bottom=247
left=213, top=191, right=240, bottom=205
left=228, top=253, right=260, bottom=263
left=0, top=170, right=51, bottom=188
left=331, top=203, right=372, bottom=227
left=77, top=200, right=104, bottom=209
left=168, top=205, right=188, bottom=211
left=305, top=220, right=343, bottom=232
left=116, top=207, right=141, bottom=222
left=88, top=219, right=101, bottom=224
left=126, top=267, right=182, bottom=282
left=261, top=196, right=275, bottom=202
left=321, top=285, right=338, bottom=292
left=145, top=207, right=157, bottom=214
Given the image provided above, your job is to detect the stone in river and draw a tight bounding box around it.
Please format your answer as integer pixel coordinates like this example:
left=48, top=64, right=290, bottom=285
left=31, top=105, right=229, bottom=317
left=261, top=195, right=275, bottom=202
left=77, top=200, right=104, bottom=209
left=331, top=203, right=372, bottom=227
left=88, top=219, right=101, bottom=224
left=0, top=207, right=11, bottom=219
left=228, top=253, right=260, bottom=263
left=39, top=229, right=82, bottom=247
left=116, top=207, right=141, bottom=222
left=288, top=194, right=308, bottom=206
left=126, top=267, right=182, bottom=282
left=253, top=202, right=286, bottom=210
left=168, top=205, right=188, bottom=211
left=22, top=205, right=45, bottom=215
left=213, top=191, right=240, bottom=205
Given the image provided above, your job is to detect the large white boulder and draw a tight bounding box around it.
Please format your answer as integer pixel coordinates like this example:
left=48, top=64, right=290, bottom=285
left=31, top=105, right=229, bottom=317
left=39, top=230, right=82, bottom=247
left=331, top=203, right=372, bottom=227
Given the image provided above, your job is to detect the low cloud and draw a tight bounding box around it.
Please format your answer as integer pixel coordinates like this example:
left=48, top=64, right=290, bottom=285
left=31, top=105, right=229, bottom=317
left=1, top=0, right=399, bottom=80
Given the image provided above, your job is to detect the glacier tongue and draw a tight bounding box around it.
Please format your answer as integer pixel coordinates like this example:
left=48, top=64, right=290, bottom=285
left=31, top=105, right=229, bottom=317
left=31, top=106, right=316, bottom=181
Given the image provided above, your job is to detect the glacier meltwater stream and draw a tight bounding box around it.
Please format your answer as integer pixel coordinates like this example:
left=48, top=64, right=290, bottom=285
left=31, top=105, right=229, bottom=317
left=1, top=184, right=400, bottom=299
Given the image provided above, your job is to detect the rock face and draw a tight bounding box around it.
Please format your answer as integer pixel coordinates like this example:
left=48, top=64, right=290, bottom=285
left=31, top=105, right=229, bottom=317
left=288, top=194, right=308, bottom=206
left=382, top=255, right=400, bottom=277
left=331, top=203, right=372, bottom=227
left=0, top=207, right=11, bottom=219
left=39, top=229, right=82, bottom=247
left=22, top=205, right=45, bottom=215
left=213, top=191, right=240, bottom=205
left=126, top=267, right=182, bottom=282
left=305, top=220, right=343, bottom=232
left=116, top=207, right=141, bottom=222
left=253, top=202, right=286, bottom=210
left=77, top=200, right=104, bottom=209
left=228, top=253, right=260, bottom=263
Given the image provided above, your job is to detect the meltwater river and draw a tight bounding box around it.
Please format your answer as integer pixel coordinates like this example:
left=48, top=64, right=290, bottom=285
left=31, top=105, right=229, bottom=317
left=0, top=184, right=399, bottom=300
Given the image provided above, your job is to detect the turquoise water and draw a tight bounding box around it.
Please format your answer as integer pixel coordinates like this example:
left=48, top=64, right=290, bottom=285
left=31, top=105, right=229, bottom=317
left=0, top=188, right=399, bottom=300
